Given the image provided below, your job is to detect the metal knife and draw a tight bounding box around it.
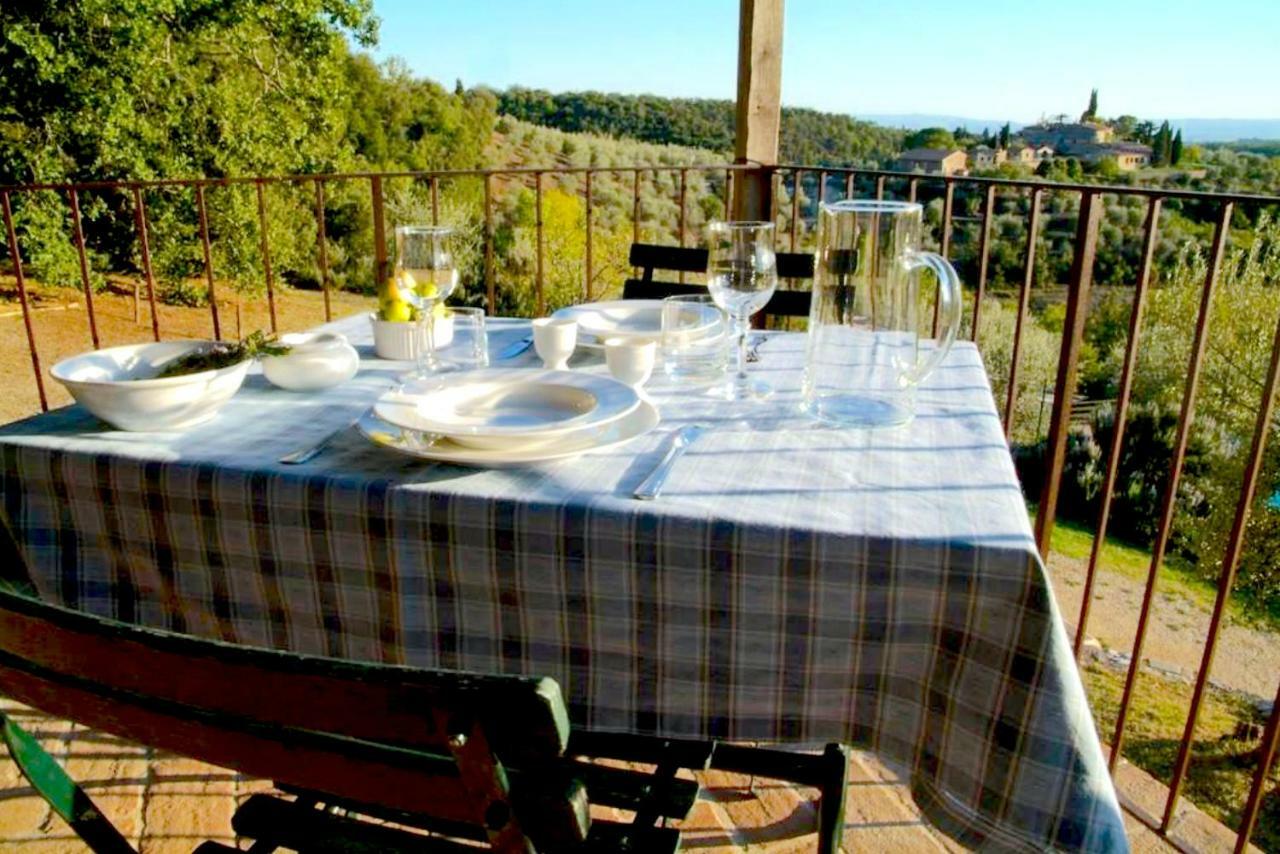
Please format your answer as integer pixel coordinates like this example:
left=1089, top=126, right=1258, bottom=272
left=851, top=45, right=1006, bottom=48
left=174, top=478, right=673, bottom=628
left=633, top=424, right=708, bottom=500
left=279, top=410, right=367, bottom=464
left=497, top=334, right=534, bottom=360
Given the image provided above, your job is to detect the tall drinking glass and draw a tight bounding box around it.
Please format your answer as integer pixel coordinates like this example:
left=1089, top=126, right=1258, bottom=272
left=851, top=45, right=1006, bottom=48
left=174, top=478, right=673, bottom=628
left=395, top=225, right=458, bottom=378
left=706, top=221, right=778, bottom=400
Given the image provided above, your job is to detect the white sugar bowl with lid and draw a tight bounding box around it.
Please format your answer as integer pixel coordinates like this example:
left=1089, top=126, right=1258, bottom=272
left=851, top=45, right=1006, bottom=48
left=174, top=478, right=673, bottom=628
left=260, top=332, right=359, bottom=392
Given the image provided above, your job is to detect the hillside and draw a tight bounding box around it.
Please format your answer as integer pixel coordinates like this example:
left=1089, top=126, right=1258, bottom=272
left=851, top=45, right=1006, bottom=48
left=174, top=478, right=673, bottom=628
left=496, top=88, right=902, bottom=167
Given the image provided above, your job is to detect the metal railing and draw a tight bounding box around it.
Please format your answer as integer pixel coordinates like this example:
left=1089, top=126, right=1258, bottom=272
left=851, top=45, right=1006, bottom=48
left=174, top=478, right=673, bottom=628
left=4, top=161, right=1280, bottom=850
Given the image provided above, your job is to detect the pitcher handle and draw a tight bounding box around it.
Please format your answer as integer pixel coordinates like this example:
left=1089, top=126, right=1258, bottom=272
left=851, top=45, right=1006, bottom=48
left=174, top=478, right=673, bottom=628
left=905, top=250, right=962, bottom=384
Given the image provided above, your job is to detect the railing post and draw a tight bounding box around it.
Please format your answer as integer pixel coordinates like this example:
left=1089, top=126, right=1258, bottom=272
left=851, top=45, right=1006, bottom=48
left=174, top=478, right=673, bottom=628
left=1109, top=202, right=1233, bottom=771
left=632, top=170, right=641, bottom=246
left=1163, top=248, right=1280, bottom=829
left=313, top=180, right=332, bottom=324
left=1004, top=188, right=1042, bottom=438
left=2, top=191, right=48, bottom=411
left=933, top=179, right=956, bottom=337
left=535, top=171, right=545, bottom=316
left=484, top=173, right=495, bottom=315
left=1074, top=196, right=1161, bottom=658
left=584, top=170, right=594, bottom=301
left=678, top=168, right=688, bottom=284
left=195, top=184, right=222, bottom=339
left=874, top=175, right=885, bottom=202
left=724, top=168, right=732, bottom=219
left=370, top=175, right=388, bottom=293
left=970, top=184, right=996, bottom=343
left=846, top=172, right=855, bottom=200
left=790, top=169, right=801, bottom=250
left=1033, top=190, right=1102, bottom=558
left=130, top=186, right=162, bottom=341
left=255, top=179, right=277, bottom=334
left=67, top=189, right=102, bottom=349
left=1237, top=679, right=1280, bottom=852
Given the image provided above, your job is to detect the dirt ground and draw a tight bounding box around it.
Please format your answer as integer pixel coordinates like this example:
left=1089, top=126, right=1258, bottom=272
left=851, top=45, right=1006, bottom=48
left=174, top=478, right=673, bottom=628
left=0, top=276, right=375, bottom=425
left=1049, top=550, right=1280, bottom=703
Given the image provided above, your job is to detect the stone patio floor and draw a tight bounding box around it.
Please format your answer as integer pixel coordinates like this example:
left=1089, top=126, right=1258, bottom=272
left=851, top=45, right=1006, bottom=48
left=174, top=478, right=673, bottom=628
left=0, top=699, right=1213, bottom=852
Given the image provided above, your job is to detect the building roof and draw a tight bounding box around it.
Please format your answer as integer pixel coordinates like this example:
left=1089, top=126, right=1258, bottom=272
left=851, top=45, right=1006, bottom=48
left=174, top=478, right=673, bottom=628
left=899, top=147, right=963, bottom=161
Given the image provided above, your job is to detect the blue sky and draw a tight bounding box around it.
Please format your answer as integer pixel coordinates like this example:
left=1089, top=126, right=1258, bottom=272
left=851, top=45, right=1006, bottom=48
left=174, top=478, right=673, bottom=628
left=369, top=1, right=1280, bottom=121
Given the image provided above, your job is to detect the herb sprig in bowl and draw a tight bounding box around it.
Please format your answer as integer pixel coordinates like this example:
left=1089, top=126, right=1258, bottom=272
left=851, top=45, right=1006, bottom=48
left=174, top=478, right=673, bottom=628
left=155, top=332, right=291, bottom=379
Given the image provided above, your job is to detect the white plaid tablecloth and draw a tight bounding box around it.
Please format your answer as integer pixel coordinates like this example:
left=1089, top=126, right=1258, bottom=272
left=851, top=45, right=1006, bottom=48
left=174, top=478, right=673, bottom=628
left=0, top=314, right=1126, bottom=851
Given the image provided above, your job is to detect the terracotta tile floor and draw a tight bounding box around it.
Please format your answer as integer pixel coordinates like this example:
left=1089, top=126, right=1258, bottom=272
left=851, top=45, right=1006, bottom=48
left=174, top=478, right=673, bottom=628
left=0, top=700, right=1184, bottom=852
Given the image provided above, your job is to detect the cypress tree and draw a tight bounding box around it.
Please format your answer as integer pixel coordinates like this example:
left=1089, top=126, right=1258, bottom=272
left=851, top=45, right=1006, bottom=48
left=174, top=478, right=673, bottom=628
left=1171, top=129, right=1184, bottom=166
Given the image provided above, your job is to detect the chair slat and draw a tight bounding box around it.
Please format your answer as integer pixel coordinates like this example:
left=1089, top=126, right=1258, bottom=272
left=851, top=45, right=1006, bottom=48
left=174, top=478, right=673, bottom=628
left=629, top=243, right=708, bottom=276
left=233, top=794, right=477, bottom=854
left=623, top=279, right=811, bottom=318
left=0, top=588, right=568, bottom=765
left=0, top=657, right=486, bottom=825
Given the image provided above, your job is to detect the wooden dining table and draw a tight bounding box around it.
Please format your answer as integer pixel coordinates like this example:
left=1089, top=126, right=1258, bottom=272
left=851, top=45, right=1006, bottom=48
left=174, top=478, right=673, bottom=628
left=0, top=313, right=1129, bottom=851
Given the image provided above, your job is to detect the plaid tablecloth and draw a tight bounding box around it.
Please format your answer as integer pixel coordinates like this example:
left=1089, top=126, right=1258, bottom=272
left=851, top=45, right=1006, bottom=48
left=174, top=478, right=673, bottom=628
left=0, top=314, right=1126, bottom=851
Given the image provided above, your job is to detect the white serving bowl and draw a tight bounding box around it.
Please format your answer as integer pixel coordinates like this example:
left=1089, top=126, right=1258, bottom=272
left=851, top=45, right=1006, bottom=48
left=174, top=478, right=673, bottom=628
left=50, top=341, right=250, bottom=431
left=261, top=332, right=359, bottom=392
left=370, top=313, right=453, bottom=360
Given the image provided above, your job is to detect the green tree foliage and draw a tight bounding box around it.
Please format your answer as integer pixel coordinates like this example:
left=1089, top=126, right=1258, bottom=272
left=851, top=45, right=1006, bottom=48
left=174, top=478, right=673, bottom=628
left=903, top=127, right=955, bottom=151
left=1171, top=129, right=1184, bottom=166
left=1081, top=88, right=1099, bottom=122
left=999, top=122, right=1012, bottom=149
left=495, top=88, right=902, bottom=167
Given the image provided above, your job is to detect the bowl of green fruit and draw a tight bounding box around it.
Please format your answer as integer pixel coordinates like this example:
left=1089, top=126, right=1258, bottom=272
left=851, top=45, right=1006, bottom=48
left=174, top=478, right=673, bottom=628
left=370, top=273, right=452, bottom=360
left=50, top=332, right=284, bottom=431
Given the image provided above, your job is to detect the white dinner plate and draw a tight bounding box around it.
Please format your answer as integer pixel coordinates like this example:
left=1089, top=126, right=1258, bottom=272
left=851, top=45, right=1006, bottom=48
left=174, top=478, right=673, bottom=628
left=357, top=400, right=660, bottom=467
left=373, top=369, right=639, bottom=450
left=553, top=300, right=721, bottom=346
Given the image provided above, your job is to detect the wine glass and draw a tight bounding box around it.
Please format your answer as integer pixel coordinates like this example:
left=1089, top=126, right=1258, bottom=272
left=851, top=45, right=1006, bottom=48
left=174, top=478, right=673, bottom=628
left=705, top=221, right=778, bottom=400
left=395, top=225, right=458, bottom=378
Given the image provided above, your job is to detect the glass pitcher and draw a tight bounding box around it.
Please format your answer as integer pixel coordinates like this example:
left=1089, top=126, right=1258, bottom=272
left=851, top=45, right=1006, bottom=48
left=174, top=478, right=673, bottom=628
left=801, top=200, right=962, bottom=427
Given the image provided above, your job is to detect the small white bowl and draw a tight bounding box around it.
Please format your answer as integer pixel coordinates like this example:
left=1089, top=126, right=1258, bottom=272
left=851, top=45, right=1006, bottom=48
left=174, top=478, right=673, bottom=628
left=261, top=332, right=359, bottom=392
left=50, top=341, right=250, bottom=431
left=370, top=314, right=453, bottom=360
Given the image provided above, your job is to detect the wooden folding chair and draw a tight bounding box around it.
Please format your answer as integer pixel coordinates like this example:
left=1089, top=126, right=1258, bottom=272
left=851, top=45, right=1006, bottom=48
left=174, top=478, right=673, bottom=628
left=0, top=513, right=849, bottom=853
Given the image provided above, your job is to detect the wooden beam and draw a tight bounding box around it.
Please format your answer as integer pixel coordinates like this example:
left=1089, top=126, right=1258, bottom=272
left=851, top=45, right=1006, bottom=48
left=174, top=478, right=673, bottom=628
left=732, top=0, right=783, bottom=221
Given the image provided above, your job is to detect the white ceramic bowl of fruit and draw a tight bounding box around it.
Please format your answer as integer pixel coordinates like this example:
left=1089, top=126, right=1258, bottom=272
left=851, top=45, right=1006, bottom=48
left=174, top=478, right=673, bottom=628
left=370, top=274, right=453, bottom=360
left=51, top=340, right=252, bottom=431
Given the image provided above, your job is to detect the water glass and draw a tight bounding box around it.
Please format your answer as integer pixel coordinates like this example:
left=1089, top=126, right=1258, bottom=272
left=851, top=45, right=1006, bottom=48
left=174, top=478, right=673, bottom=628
left=442, top=307, right=488, bottom=370
left=660, top=294, right=729, bottom=390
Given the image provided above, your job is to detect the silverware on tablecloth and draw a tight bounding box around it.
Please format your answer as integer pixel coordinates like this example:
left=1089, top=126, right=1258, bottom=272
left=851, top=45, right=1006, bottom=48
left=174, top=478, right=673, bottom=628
left=633, top=424, right=708, bottom=500
left=279, top=410, right=368, bottom=464
left=497, top=334, right=534, bottom=360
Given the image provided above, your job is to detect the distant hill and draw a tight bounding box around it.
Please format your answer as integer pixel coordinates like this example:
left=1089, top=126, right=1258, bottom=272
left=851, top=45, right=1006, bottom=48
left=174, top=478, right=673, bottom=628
left=1166, top=119, right=1280, bottom=144
left=496, top=88, right=903, bottom=167
left=860, top=113, right=1025, bottom=134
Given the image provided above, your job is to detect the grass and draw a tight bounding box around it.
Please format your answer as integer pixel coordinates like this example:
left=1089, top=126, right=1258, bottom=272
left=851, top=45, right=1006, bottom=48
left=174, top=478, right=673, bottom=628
left=1082, top=663, right=1280, bottom=851
left=1047, top=515, right=1224, bottom=615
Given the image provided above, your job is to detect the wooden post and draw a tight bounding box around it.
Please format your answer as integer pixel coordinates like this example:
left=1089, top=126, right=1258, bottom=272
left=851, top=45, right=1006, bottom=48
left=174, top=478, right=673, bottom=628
left=732, top=0, right=783, bottom=221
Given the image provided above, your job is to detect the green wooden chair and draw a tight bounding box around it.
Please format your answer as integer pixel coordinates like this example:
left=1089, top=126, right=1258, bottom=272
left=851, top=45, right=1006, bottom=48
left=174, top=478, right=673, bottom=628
left=0, top=514, right=849, bottom=853
left=622, top=242, right=816, bottom=318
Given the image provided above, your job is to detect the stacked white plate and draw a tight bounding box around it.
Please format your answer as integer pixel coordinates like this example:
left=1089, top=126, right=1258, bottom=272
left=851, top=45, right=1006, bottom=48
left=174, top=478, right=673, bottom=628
left=551, top=299, right=723, bottom=348
left=361, top=368, right=658, bottom=466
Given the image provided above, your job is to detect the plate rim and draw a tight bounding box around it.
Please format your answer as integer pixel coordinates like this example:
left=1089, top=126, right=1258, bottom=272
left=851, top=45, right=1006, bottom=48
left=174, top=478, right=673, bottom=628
left=373, top=368, right=640, bottom=441
left=357, top=399, right=661, bottom=466
left=552, top=299, right=720, bottom=343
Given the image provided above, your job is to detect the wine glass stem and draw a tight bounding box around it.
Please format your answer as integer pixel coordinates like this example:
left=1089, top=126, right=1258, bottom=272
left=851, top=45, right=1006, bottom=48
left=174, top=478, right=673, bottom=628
left=735, top=315, right=749, bottom=392
left=417, top=299, right=438, bottom=376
